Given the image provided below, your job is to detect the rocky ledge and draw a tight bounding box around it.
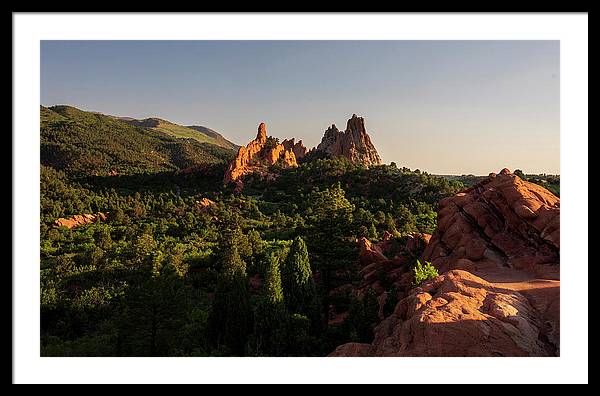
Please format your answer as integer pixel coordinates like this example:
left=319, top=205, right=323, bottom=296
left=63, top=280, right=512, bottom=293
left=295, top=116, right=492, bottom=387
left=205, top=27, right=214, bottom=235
left=329, top=169, right=560, bottom=357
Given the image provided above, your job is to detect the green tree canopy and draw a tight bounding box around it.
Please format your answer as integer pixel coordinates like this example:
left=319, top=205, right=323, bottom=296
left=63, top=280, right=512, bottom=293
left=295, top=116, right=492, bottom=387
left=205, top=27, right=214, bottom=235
left=207, top=243, right=251, bottom=354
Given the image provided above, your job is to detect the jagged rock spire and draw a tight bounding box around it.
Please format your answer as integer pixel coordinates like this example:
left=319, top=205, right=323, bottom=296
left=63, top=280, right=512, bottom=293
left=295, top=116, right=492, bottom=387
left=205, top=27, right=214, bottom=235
left=257, top=122, right=267, bottom=144
left=316, top=114, right=381, bottom=166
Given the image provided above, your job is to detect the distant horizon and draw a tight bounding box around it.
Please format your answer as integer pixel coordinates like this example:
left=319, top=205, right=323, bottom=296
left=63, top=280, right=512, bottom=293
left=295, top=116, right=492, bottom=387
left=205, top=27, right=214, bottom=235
left=41, top=40, right=560, bottom=175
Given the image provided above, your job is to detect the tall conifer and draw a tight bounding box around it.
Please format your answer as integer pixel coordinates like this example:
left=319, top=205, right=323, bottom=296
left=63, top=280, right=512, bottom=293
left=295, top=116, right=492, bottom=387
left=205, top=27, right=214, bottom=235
left=207, top=244, right=251, bottom=354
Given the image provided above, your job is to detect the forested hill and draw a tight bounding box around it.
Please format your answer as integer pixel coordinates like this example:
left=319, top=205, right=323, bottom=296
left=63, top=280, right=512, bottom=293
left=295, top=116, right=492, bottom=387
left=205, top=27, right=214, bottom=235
left=118, top=117, right=238, bottom=150
left=41, top=105, right=236, bottom=177
left=39, top=106, right=472, bottom=358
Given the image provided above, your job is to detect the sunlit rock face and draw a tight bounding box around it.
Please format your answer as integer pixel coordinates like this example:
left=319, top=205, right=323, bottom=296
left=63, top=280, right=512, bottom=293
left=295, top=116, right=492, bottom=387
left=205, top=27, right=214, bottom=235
left=421, top=169, right=560, bottom=278
left=316, top=114, right=382, bottom=166
left=223, top=123, right=299, bottom=189
left=54, top=212, right=108, bottom=229
left=330, top=269, right=559, bottom=357
left=282, top=138, right=307, bottom=161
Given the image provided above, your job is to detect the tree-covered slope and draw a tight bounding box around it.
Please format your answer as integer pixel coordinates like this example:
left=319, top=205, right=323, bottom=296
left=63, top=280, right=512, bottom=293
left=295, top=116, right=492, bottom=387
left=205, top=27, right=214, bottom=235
left=120, top=117, right=238, bottom=150
left=40, top=107, right=472, bottom=358
left=41, top=106, right=235, bottom=177
left=40, top=155, right=466, bottom=357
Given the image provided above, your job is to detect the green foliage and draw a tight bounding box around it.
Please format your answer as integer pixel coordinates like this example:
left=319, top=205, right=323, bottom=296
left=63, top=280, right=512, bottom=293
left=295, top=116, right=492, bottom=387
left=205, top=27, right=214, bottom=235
left=249, top=253, right=288, bottom=356
left=207, top=244, right=251, bottom=354
left=39, top=112, right=467, bottom=356
left=117, top=265, right=189, bottom=356
left=347, top=289, right=380, bottom=343
left=124, top=117, right=236, bottom=149
left=281, top=237, right=321, bottom=331
left=514, top=169, right=526, bottom=179
left=412, top=259, right=439, bottom=286
left=263, top=136, right=280, bottom=151
left=41, top=105, right=234, bottom=177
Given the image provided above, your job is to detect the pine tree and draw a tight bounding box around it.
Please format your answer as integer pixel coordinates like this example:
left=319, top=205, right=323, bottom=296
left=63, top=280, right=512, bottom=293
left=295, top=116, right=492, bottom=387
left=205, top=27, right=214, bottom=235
left=348, top=288, right=380, bottom=343
left=207, top=243, right=251, bottom=355
left=368, top=223, right=378, bottom=239
left=281, top=237, right=321, bottom=331
left=251, top=252, right=288, bottom=356
left=117, top=263, right=189, bottom=356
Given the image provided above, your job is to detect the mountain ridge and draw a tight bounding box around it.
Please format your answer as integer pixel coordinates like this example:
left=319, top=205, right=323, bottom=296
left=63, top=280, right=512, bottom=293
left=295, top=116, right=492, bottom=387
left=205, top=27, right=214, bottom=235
left=47, top=104, right=239, bottom=149
left=41, top=105, right=236, bottom=177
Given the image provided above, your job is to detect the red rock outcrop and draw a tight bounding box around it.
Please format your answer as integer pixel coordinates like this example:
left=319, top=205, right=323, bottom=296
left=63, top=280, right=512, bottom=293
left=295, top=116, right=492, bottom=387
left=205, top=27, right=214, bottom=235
left=421, top=169, right=560, bottom=279
left=357, top=233, right=431, bottom=287
left=223, top=123, right=299, bottom=188
left=282, top=138, right=308, bottom=161
left=329, top=169, right=560, bottom=357
left=330, top=269, right=559, bottom=357
left=196, top=198, right=215, bottom=212
left=357, top=233, right=431, bottom=313
left=53, top=212, right=108, bottom=229
left=316, top=114, right=382, bottom=166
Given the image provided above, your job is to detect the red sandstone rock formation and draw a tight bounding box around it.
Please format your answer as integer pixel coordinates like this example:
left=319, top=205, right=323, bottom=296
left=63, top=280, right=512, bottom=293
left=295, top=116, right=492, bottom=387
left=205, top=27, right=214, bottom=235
left=327, top=233, right=432, bottom=325
left=249, top=273, right=264, bottom=294
left=330, top=269, right=559, bottom=357
left=223, top=123, right=300, bottom=188
left=53, top=212, right=108, bottom=229
left=316, top=114, right=382, bottom=166
left=197, top=197, right=215, bottom=210
left=357, top=233, right=431, bottom=287
left=422, top=169, right=560, bottom=279
left=356, top=233, right=432, bottom=314
left=329, top=169, right=560, bottom=357
left=282, top=138, right=308, bottom=161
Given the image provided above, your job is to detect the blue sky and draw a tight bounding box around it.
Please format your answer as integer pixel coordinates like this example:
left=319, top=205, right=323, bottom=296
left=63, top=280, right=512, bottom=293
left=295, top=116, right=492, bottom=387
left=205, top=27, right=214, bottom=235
left=41, top=40, right=559, bottom=175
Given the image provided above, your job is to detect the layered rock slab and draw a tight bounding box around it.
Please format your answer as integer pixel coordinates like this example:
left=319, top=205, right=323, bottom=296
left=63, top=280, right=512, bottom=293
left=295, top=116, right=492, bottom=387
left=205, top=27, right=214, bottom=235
left=330, top=270, right=559, bottom=357
left=422, top=169, right=560, bottom=279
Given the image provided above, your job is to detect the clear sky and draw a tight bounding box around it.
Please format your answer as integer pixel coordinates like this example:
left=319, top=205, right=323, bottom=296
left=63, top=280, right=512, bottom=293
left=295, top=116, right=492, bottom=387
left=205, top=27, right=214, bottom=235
left=41, top=40, right=559, bottom=175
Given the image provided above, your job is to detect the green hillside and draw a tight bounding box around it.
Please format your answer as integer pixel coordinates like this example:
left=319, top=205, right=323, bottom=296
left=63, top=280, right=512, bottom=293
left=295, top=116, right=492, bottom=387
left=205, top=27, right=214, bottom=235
left=41, top=105, right=235, bottom=177
left=186, top=125, right=238, bottom=150
left=121, top=117, right=237, bottom=149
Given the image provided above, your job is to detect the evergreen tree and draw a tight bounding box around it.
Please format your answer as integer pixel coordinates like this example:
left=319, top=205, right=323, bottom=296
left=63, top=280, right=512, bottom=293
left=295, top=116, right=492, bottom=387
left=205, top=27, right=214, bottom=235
left=207, top=243, right=251, bottom=355
left=250, top=252, right=287, bottom=356
left=368, top=223, right=378, bottom=239
left=281, top=237, right=320, bottom=331
left=305, top=183, right=355, bottom=322
left=348, top=288, right=380, bottom=343
left=117, top=263, right=189, bottom=356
